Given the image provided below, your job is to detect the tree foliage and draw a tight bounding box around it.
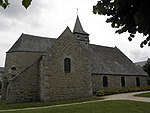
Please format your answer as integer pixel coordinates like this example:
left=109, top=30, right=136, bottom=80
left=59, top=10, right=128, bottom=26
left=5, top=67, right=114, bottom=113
left=0, top=0, right=32, bottom=9
left=93, top=0, right=150, bottom=48
left=143, top=59, right=150, bottom=78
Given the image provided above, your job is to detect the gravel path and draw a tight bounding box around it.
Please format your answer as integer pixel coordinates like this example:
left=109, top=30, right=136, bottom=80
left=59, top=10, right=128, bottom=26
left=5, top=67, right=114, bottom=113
left=103, top=91, right=150, bottom=102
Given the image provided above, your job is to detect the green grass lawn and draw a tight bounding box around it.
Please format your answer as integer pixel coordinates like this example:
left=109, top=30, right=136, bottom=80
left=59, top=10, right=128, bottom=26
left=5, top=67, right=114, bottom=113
left=0, top=96, right=102, bottom=110
left=134, top=92, right=150, bottom=98
left=0, top=100, right=150, bottom=113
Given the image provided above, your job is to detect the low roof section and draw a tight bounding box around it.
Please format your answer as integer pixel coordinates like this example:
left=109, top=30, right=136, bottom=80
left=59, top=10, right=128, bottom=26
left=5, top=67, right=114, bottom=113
left=7, top=33, right=56, bottom=53
left=88, top=44, right=147, bottom=76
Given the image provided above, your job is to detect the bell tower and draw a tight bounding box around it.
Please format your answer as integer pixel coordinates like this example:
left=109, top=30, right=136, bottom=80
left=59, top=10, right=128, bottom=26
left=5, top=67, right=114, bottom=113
left=73, top=15, right=89, bottom=44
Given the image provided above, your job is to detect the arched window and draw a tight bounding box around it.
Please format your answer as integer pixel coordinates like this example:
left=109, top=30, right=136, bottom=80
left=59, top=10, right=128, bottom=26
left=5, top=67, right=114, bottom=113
left=121, top=77, right=125, bottom=87
left=64, top=58, right=71, bottom=73
left=136, top=77, right=140, bottom=87
left=11, top=67, right=16, bottom=70
left=103, top=76, right=108, bottom=87
left=10, top=66, right=16, bottom=78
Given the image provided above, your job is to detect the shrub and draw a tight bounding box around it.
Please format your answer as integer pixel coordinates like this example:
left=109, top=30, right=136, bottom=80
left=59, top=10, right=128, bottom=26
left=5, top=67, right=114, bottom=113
left=96, top=90, right=105, bottom=96
left=95, top=86, right=150, bottom=96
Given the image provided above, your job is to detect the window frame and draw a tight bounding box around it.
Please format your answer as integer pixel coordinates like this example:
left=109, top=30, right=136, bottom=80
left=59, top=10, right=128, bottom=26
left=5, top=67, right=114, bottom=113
left=136, top=77, right=140, bottom=87
left=64, top=58, right=71, bottom=73
left=103, top=76, right=108, bottom=87
left=121, top=76, right=126, bottom=87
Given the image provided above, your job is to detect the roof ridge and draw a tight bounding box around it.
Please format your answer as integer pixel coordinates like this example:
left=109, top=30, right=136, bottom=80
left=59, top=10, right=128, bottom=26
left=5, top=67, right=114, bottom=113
left=90, top=43, right=115, bottom=49
left=22, top=33, right=56, bottom=40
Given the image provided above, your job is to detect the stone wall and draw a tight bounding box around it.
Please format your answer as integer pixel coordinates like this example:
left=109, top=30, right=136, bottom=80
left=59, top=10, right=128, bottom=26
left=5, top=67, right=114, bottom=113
left=0, top=67, right=4, bottom=94
left=1, top=52, right=42, bottom=100
left=4, top=52, right=42, bottom=80
left=6, top=61, right=40, bottom=103
left=92, top=74, right=148, bottom=92
left=40, top=28, right=92, bottom=102
left=0, top=67, right=4, bottom=82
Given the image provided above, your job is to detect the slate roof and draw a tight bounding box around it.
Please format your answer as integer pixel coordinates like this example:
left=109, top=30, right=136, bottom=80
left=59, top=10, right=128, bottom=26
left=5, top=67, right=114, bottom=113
left=73, top=15, right=89, bottom=35
left=89, top=44, right=147, bottom=76
left=7, top=33, right=56, bottom=53
left=7, top=33, right=147, bottom=76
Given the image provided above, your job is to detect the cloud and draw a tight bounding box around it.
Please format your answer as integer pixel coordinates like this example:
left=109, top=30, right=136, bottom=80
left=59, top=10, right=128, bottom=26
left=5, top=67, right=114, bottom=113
left=0, top=0, right=24, bottom=19
left=130, top=49, right=150, bottom=62
left=0, top=0, right=149, bottom=67
left=0, top=0, right=46, bottom=18
left=0, top=0, right=52, bottom=31
left=0, top=18, right=13, bottom=31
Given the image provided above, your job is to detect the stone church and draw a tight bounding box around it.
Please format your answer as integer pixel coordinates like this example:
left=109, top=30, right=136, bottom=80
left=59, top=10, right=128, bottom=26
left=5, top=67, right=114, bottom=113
left=2, top=16, right=148, bottom=103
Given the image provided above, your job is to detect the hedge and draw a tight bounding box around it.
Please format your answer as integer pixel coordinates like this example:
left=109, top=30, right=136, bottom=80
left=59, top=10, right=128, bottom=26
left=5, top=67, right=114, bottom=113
left=95, top=86, right=150, bottom=96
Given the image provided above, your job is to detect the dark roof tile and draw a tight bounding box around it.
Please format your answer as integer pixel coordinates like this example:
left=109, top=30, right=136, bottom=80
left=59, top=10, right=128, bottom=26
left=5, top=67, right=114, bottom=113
left=89, top=44, right=147, bottom=76
left=7, top=33, right=147, bottom=76
left=7, top=34, right=56, bottom=53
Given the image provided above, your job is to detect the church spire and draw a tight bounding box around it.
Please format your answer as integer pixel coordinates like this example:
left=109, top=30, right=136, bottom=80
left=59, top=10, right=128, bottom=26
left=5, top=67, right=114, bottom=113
left=73, top=15, right=88, bottom=35
left=73, top=15, right=89, bottom=43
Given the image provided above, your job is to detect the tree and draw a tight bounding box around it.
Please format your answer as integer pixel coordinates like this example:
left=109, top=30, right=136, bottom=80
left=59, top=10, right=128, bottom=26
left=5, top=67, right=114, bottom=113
left=93, top=0, right=150, bottom=48
left=143, top=59, right=150, bottom=78
left=0, top=0, right=32, bottom=9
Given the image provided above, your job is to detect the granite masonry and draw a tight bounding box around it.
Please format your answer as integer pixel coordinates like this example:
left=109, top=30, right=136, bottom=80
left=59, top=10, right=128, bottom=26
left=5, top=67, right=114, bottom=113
left=0, top=67, right=4, bottom=82
left=1, top=16, right=148, bottom=103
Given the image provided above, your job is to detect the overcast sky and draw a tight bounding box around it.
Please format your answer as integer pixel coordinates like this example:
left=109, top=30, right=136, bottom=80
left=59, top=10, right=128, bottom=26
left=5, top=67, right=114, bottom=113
left=0, top=0, right=149, bottom=67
